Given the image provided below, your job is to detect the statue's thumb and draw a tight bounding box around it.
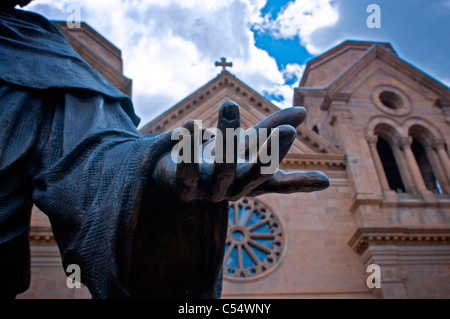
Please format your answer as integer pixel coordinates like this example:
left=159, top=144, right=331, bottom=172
left=155, top=128, right=186, bottom=154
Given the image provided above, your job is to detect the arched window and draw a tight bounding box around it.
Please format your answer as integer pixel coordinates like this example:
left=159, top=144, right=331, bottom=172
left=376, top=136, right=406, bottom=193
left=407, top=124, right=449, bottom=195
left=411, top=139, right=442, bottom=194
left=312, top=125, right=319, bottom=135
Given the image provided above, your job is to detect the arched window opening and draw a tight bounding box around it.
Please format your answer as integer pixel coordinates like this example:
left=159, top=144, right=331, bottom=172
left=312, top=125, right=319, bottom=135
left=411, top=139, right=442, bottom=194
left=376, top=137, right=406, bottom=193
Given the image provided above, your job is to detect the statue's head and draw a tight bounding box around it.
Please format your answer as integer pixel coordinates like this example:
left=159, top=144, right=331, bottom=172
left=1, top=1, right=33, bottom=9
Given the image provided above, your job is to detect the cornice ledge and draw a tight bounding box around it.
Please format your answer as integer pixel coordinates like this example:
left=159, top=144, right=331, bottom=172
left=320, top=92, right=352, bottom=111
left=30, top=226, right=55, bottom=243
left=281, top=154, right=346, bottom=169
left=348, top=226, right=450, bottom=254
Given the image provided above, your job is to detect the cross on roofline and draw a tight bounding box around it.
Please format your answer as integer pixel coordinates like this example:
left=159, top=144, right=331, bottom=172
left=215, top=57, right=232, bottom=72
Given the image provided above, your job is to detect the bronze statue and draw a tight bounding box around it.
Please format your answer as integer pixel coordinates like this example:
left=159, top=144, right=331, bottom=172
left=0, top=2, right=329, bottom=299
left=129, top=102, right=330, bottom=298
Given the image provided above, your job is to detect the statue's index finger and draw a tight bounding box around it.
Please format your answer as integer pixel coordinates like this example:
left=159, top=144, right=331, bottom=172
left=210, top=101, right=241, bottom=201
left=252, top=106, right=307, bottom=132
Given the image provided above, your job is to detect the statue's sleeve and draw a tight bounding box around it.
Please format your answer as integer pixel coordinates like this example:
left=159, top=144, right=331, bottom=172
left=1, top=83, right=229, bottom=299
left=0, top=82, right=181, bottom=298
left=0, top=9, right=228, bottom=299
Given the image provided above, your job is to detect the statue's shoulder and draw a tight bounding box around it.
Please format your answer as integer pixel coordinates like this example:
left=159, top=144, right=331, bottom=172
left=0, top=8, right=62, bottom=36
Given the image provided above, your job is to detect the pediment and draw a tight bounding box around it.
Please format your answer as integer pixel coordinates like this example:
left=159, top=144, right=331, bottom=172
left=140, top=71, right=343, bottom=157
left=329, top=44, right=449, bottom=97
left=295, top=43, right=450, bottom=110
left=300, top=41, right=396, bottom=88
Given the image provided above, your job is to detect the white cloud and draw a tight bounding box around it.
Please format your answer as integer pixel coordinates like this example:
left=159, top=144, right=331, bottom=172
left=257, top=0, right=339, bottom=54
left=282, top=63, right=305, bottom=84
left=262, top=63, right=306, bottom=109
left=24, top=0, right=311, bottom=127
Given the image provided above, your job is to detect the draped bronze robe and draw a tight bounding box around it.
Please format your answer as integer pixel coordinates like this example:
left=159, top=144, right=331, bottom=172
left=0, top=8, right=227, bottom=299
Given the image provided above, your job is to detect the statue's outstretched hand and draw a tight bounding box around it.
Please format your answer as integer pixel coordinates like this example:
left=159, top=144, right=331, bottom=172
left=152, top=101, right=329, bottom=202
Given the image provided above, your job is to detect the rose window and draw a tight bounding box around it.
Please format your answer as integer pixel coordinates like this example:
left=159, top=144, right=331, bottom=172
left=223, top=197, right=285, bottom=281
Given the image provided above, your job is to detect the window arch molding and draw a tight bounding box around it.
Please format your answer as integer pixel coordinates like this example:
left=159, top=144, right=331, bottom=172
left=365, top=116, right=405, bottom=139
left=403, top=117, right=444, bottom=146
left=373, top=122, right=403, bottom=147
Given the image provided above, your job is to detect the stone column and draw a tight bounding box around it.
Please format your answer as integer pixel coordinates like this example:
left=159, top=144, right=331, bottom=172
left=366, top=135, right=395, bottom=199
left=398, top=136, right=433, bottom=200
left=432, top=139, right=450, bottom=186
left=329, top=104, right=383, bottom=213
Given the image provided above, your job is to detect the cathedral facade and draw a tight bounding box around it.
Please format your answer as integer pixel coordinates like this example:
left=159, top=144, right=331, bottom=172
left=20, top=23, right=450, bottom=299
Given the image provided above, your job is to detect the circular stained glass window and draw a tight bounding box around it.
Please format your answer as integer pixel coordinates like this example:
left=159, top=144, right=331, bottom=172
left=223, top=197, right=286, bottom=281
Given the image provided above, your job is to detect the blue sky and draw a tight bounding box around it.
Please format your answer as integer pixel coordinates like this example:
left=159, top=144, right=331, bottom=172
left=255, top=0, right=450, bottom=83
left=24, top=0, right=450, bottom=127
left=255, top=0, right=314, bottom=69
